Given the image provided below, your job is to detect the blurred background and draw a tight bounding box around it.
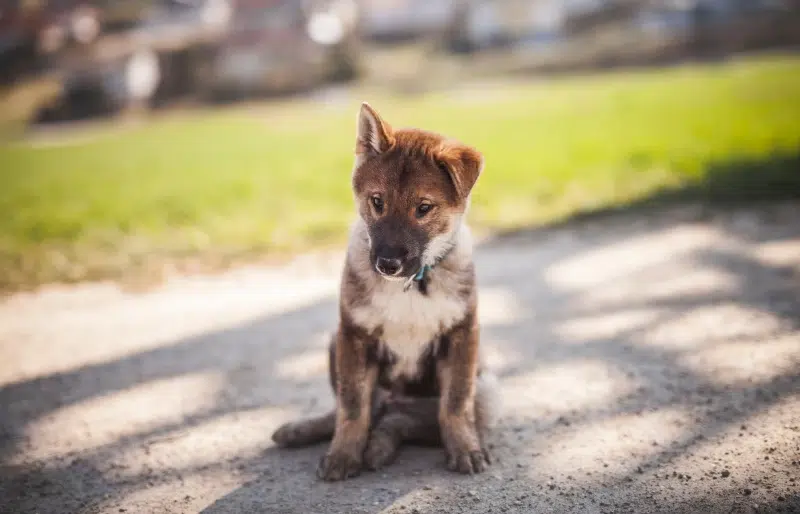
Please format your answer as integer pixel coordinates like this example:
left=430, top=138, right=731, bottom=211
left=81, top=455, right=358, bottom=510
left=0, top=0, right=799, bottom=290
left=3, top=0, right=800, bottom=118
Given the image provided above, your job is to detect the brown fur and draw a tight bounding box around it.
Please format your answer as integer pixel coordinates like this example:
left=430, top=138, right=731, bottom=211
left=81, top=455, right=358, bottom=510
left=271, top=103, right=497, bottom=481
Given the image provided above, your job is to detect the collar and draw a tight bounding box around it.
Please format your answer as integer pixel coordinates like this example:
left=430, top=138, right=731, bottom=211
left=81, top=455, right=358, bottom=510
left=402, top=241, right=457, bottom=293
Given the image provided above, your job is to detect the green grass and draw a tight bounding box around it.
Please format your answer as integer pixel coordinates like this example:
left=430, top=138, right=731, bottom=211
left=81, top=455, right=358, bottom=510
left=1, top=54, right=800, bottom=291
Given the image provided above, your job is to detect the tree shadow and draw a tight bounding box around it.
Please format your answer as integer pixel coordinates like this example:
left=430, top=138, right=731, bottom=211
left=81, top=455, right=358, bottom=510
left=492, top=148, right=800, bottom=244
left=1, top=152, right=799, bottom=513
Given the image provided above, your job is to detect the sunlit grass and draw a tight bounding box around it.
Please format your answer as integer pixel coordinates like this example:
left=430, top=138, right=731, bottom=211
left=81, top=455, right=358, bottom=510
left=1, top=54, right=799, bottom=290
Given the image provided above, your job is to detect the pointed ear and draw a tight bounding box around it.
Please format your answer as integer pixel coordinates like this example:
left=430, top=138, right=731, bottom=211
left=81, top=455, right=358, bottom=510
left=356, top=102, right=394, bottom=157
left=437, top=144, right=484, bottom=200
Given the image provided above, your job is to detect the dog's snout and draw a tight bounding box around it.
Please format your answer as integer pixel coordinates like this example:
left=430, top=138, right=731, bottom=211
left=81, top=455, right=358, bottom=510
left=376, top=257, right=403, bottom=276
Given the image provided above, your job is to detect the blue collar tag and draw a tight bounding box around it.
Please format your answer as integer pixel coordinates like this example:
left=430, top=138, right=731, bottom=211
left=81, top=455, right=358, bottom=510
left=414, top=265, right=431, bottom=281
left=402, top=232, right=458, bottom=293
left=403, top=264, right=432, bottom=292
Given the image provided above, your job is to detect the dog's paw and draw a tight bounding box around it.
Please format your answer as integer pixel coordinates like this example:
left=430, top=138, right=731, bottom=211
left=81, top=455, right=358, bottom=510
left=446, top=449, right=489, bottom=475
left=364, top=432, right=399, bottom=471
left=317, top=451, right=363, bottom=481
left=481, top=445, right=493, bottom=465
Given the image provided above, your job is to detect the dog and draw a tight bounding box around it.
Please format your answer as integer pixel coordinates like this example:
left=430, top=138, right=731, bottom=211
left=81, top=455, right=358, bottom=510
left=271, top=102, right=498, bottom=482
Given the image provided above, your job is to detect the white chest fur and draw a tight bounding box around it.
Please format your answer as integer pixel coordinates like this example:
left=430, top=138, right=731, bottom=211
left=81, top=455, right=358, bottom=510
left=349, top=278, right=468, bottom=378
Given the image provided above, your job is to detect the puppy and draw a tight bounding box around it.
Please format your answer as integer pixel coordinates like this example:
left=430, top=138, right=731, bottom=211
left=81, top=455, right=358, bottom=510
left=272, top=102, right=498, bottom=481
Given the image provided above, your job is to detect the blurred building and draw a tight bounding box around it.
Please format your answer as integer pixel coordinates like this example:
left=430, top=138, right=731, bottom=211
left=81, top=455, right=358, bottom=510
left=3, top=0, right=798, bottom=124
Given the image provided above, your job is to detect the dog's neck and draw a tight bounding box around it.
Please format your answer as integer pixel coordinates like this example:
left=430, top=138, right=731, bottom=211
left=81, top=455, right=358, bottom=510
left=402, top=230, right=459, bottom=293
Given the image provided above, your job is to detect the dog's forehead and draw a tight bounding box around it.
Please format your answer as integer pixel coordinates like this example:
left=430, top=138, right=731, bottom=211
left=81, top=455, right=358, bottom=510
left=357, top=155, right=454, bottom=200
left=354, top=136, right=459, bottom=202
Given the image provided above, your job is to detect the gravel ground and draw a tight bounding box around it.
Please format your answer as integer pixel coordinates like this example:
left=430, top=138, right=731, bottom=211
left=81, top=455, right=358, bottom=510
left=1, top=203, right=798, bottom=514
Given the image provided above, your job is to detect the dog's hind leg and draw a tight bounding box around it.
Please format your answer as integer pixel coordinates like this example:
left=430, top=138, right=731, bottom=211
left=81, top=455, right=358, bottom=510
left=272, top=340, right=390, bottom=448
left=363, top=370, right=499, bottom=469
left=272, top=410, right=336, bottom=448
left=363, top=396, right=440, bottom=470
left=272, top=387, right=396, bottom=448
left=272, top=335, right=390, bottom=448
left=272, top=339, right=338, bottom=448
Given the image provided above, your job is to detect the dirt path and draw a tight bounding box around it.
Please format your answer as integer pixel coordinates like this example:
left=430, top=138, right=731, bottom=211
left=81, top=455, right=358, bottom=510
left=1, top=204, right=798, bottom=514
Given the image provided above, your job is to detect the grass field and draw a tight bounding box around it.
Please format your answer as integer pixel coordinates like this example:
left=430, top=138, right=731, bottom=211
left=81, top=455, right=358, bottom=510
left=1, top=54, right=800, bottom=291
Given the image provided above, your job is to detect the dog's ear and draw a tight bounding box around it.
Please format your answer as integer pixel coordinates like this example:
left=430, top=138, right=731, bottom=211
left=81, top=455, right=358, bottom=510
left=437, top=144, right=484, bottom=200
left=356, top=102, right=394, bottom=157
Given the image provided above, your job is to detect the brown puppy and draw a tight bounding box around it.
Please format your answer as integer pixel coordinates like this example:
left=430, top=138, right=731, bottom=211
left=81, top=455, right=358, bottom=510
left=272, top=102, right=498, bottom=481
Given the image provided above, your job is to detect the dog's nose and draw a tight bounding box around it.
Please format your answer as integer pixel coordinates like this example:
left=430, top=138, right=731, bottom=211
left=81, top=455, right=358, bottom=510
left=376, top=257, right=403, bottom=276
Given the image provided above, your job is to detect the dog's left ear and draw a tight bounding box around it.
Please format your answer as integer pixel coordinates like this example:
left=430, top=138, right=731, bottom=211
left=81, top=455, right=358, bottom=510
left=356, top=102, right=394, bottom=157
left=437, top=144, right=484, bottom=200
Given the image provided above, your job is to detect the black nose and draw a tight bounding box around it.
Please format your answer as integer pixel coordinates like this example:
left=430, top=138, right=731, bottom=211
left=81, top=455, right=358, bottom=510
left=376, top=257, right=403, bottom=276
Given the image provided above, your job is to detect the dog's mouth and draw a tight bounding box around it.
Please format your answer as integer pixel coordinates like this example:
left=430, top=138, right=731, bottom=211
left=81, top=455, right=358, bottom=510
left=377, top=273, right=406, bottom=282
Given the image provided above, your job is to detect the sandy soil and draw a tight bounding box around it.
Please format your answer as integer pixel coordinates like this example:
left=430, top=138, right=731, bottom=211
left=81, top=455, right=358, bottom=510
left=1, top=203, right=798, bottom=514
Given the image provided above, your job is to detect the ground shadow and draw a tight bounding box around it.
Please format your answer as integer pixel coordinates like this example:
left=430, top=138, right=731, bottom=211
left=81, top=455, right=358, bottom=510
left=1, top=152, right=799, bottom=513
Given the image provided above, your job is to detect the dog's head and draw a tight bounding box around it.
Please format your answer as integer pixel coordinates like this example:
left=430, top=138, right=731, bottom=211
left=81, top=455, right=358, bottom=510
left=351, top=102, right=483, bottom=280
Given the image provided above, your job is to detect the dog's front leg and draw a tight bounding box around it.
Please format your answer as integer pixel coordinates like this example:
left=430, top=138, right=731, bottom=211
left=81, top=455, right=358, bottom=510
left=438, top=314, right=488, bottom=474
left=317, top=322, right=377, bottom=481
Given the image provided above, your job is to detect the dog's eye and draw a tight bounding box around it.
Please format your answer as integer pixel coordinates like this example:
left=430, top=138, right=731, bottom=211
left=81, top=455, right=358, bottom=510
left=416, top=203, right=433, bottom=219
left=371, top=195, right=384, bottom=213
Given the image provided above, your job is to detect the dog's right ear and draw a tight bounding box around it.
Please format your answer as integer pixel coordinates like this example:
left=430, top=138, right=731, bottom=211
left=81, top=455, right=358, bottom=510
left=356, top=102, right=394, bottom=160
